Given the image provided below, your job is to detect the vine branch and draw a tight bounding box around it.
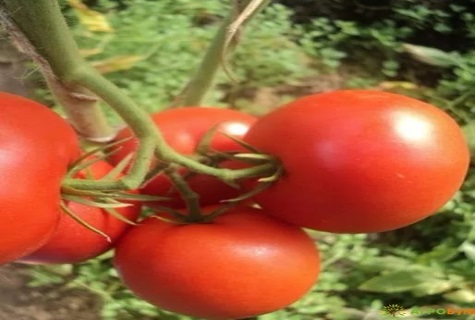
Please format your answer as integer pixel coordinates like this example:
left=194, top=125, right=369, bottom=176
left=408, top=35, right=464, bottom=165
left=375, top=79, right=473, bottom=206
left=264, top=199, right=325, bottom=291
left=0, top=0, right=114, bottom=142
left=172, top=0, right=270, bottom=106
left=0, top=0, right=277, bottom=193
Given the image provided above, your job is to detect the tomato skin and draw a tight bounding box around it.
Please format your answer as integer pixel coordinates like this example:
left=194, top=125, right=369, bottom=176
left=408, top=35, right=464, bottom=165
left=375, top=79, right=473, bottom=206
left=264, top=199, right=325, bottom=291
left=113, top=207, right=320, bottom=320
left=108, top=107, right=256, bottom=208
left=0, top=92, right=79, bottom=264
left=244, top=90, right=470, bottom=233
left=18, top=159, right=142, bottom=264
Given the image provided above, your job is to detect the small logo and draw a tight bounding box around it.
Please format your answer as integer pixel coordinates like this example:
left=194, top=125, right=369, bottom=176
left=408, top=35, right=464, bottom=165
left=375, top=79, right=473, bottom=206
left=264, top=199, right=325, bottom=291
left=382, top=304, right=406, bottom=317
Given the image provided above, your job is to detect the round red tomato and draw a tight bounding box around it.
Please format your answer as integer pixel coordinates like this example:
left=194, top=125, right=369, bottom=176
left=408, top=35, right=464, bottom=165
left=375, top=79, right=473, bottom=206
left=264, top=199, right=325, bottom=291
left=244, top=90, right=470, bottom=233
left=113, top=206, right=320, bottom=319
left=0, top=92, right=79, bottom=264
left=18, top=159, right=142, bottom=264
left=108, top=107, right=256, bottom=208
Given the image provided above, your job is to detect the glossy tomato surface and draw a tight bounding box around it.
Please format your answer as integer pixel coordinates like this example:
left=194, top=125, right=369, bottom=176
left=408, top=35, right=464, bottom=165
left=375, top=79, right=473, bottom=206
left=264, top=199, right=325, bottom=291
left=113, top=207, right=320, bottom=320
left=108, top=107, right=256, bottom=208
left=0, top=92, right=79, bottom=264
left=19, top=159, right=142, bottom=264
left=244, top=90, right=470, bottom=233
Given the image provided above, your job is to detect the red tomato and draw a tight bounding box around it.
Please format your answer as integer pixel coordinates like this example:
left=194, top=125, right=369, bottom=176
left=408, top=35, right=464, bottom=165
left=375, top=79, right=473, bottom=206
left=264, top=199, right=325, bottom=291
left=113, top=206, right=320, bottom=320
left=244, top=90, right=470, bottom=233
left=0, top=92, right=79, bottom=264
left=18, top=159, right=142, bottom=264
left=108, top=107, right=256, bottom=208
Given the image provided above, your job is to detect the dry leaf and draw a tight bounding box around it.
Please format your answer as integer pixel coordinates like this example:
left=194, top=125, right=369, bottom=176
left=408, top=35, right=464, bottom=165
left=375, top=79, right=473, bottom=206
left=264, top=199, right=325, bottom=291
left=91, top=55, right=144, bottom=74
left=403, top=43, right=459, bottom=68
left=79, top=48, right=104, bottom=58
left=68, top=0, right=113, bottom=32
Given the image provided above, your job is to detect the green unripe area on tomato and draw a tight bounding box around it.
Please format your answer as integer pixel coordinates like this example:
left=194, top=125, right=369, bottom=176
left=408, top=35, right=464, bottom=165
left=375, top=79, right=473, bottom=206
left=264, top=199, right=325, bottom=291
left=0, top=92, right=79, bottom=264
left=244, top=90, right=470, bottom=233
left=113, top=206, right=320, bottom=320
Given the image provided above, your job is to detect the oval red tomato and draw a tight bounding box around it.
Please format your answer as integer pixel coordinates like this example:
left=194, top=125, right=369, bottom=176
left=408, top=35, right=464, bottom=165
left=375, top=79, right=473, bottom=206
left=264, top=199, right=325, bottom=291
left=113, top=206, right=320, bottom=319
left=19, top=159, right=142, bottom=264
left=0, top=92, right=79, bottom=264
left=108, top=107, right=256, bottom=208
left=244, top=90, right=470, bottom=233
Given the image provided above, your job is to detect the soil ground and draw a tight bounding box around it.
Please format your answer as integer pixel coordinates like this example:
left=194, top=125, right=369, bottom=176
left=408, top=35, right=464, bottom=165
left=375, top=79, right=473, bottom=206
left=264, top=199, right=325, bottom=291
left=0, top=264, right=101, bottom=320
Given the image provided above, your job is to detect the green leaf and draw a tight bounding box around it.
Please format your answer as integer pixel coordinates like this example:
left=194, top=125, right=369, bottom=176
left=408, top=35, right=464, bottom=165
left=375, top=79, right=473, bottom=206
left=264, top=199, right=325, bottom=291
left=358, top=271, right=434, bottom=293
left=102, top=207, right=137, bottom=226
left=443, top=289, right=475, bottom=303
left=359, top=256, right=412, bottom=272
left=462, top=122, right=475, bottom=157
left=195, top=123, right=221, bottom=155
left=221, top=180, right=272, bottom=203
left=259, top=311, right=288, bottom=320
left=411, top=280, right=453, bottom=296
left=219, top=132, right=263, bottom=153
left=402, top=43, right=460, bottom=67
left=101, top=153, right=133, bottom=181
left=63, top=195, right=133, bottom=208
left=61, top=202, right=111, bottom=242
left=416, top=245, right=460, bottom=263
left=28, top=265, right=73, bottom=287
left=460, top=242, right=475, bottom=262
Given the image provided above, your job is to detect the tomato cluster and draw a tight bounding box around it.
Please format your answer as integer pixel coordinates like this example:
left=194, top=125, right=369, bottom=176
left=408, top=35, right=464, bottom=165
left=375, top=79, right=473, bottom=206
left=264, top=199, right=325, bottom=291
left=0, top=90, right=469, bottom=320
left=107, top=90, right=468, bottom=319
left=107, top=107, right=321, bottom=318
left=0, top=93, right=141, bottom=266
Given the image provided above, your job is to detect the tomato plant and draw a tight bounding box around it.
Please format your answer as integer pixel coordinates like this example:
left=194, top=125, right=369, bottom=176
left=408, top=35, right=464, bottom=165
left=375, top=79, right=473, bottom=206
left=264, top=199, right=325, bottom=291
left=113, top=206, right=320, bottom=320
left=108, top=107, right=256, bottom=208
left=244, top=90, right=470, bottom=233
left=0, top=92, right=79, bottom=264
left=18, top=159, right=142, bottom=264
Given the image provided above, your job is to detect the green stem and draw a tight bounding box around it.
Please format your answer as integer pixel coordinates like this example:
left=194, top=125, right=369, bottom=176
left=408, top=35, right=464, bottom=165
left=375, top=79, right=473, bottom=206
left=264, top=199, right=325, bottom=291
left=0, top=0, right=162, bottom=189
left=63, top=161, right=276, bottom=190
left=0, top=1, right=81, bottom=77
left=171, top=13, right=234, bottom=107
left=164, top=167, right=203, bottom=222
left=49, top=82, right=114, bottom=142
left=0, top=0, right=279, bottom=192
left=172, top=0, right=270, bottom=107
left=220, top=0, right=271, bottom=80
left=70, top=68, right=278, bottom=188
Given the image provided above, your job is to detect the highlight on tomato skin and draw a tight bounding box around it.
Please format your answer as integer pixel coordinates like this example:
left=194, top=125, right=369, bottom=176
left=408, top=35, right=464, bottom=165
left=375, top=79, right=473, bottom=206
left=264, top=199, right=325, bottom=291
left=243, top=90, right=470, bottom=233
left=107, top=107, right=257, bottom=208
left=113, top=206, right=320, bottom=320
left=17, top=158, right=142, bottom=265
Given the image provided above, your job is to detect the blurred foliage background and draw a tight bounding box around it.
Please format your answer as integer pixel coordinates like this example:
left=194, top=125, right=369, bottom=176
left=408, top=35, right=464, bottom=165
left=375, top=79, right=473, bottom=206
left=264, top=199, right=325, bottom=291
left=25, top=0, right=475, bottom=319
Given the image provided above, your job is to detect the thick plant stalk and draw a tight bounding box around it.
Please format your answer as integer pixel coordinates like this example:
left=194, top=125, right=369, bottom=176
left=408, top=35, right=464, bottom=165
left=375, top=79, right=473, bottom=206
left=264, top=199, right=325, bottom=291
left=171, top=0, right=270, bottom=107
left=0, top=0, right=156, bottom=189
left=49, top=82, right=114, bottom=142
left=221, top=0, right=270, bottom=81
left=0, top=0, right=113, bottom=142
left=171, top=13, right=234, bottom=107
